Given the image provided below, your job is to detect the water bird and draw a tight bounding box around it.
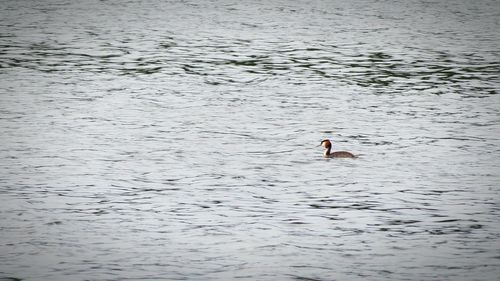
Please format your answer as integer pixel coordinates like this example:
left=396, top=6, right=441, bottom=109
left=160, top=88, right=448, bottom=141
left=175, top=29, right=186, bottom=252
left=320, top=139, right=356, bottom=158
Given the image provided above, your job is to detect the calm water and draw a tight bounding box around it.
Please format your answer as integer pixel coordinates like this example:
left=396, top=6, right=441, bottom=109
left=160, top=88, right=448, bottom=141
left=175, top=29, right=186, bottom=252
left=1, top=0, right=500, bottom=280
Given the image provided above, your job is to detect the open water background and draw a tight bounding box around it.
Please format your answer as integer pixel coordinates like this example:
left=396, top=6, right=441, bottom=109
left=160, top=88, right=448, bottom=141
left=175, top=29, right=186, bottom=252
left=1, top=0, right=500, bottom=280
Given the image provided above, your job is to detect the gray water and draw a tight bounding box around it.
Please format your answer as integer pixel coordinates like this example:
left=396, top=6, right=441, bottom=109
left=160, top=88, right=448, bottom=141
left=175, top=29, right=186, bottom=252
left=1, top=0, right=500, bottom=280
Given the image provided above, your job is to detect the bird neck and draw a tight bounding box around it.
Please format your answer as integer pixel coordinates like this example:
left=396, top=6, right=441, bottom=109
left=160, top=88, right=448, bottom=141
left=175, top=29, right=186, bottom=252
left=323, top=146, right=331, bottom=157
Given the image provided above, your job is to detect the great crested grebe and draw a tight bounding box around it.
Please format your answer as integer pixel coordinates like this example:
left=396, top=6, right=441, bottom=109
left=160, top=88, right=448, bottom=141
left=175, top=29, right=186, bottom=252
left=320, top=139, right=356, bottom=158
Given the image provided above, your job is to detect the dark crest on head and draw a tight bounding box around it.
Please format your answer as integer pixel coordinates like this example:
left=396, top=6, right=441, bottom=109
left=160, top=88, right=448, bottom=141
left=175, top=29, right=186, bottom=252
left=320, top=139, right=331, bottom=147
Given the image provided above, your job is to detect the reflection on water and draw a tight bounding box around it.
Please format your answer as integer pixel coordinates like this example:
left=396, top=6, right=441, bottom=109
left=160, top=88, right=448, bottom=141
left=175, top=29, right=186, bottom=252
left=1, top=0, right=499, bottom=280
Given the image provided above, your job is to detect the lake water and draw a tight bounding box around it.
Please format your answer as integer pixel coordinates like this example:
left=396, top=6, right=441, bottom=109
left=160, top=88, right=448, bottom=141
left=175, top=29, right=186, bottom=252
left=1, top=0, right=500, bottom=280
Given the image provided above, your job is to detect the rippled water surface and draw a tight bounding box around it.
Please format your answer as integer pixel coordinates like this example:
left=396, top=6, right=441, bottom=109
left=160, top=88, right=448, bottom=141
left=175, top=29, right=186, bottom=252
left=1, top=0, right=500, bottom=280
